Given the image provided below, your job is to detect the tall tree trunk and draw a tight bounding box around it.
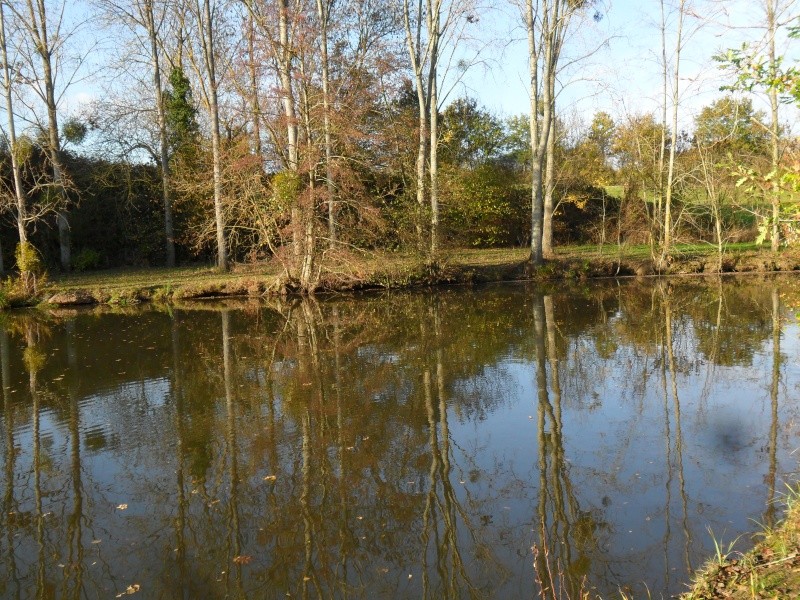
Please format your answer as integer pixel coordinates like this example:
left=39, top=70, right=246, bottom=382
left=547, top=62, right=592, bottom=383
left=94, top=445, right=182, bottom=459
left=26, top=0, right=70, bottom=270
left=0, top=3, right=26, bottom=247
left=767, top=0, right=781, bottom=251
left=247, top=12, right=263, bottom=158
left=277, top=0, right=297, bottom=169
left=526, top=0, right=558, bottom=266
left=429, top=67, right=439, bottom=258
left=199, top=0, right=227, bottom=270
left=427, top=1, right=440, bottom=259
left=527, top=0, right=543, bottom=265
left=316, top=0, right=335, bottom=246
left=543, top=117, right=555, bottom=257
left=661, top=0, right=686, bottom=266
left=415, top=91, right=427, bottom=248
left=144, top=0, right=176, bottom=267
left=277, top=0, right=303, bottom=273
left=403, top=0, right=429, bottom=249
left=657, top=0, right=668, bottom=252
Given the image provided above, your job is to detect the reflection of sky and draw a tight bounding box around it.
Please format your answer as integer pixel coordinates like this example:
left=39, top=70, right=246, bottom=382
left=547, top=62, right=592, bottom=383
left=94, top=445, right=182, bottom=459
left=446, top=313, right=800, bottom=597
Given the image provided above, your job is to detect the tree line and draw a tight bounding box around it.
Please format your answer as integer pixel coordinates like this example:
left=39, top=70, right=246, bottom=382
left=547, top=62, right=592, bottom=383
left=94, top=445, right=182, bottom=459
left=0, top=0, right=798, bottom=291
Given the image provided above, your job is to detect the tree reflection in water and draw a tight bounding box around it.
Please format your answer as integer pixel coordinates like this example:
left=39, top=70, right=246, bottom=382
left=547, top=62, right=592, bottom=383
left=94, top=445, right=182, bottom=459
left=0, top=277, right=795, bottom=598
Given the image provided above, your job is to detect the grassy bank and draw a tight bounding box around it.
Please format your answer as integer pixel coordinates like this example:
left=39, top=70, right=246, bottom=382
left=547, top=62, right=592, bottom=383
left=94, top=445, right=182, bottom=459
left=681, top=490, right=800, bottom=599
left=12, top=243, right=800, bottom=307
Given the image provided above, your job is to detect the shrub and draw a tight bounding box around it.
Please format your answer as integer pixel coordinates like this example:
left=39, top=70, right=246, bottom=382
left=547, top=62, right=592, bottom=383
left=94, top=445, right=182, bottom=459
left=72, top=248, right=103, bottom=272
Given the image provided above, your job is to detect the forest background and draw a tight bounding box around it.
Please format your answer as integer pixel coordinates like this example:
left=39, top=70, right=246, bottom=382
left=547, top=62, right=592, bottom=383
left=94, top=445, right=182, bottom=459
left=0, top=0, right=799, bottom=293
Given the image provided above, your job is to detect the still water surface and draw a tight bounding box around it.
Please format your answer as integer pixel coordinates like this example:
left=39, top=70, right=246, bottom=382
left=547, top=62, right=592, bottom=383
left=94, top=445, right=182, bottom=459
left=2, top=277, right=800, bottom=599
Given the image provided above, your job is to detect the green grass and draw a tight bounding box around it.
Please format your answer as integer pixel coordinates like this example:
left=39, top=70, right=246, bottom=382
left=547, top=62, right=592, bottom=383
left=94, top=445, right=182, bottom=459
left=554, top=241, right=763, bottom=258
left=48, top=263, right=281, bottom=292
left=31, top=242, right=798, bottom=306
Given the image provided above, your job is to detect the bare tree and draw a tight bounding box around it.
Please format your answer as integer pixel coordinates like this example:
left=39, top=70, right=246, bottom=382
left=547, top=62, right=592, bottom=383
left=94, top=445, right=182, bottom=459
left=523, top=0, right=592, bottom=265
left=10, top=0, right=85, bottom=271
left=144, top=0, right=177, bottom=266
left=0, top=0, right=26, bottom=246
left=403, top=0, right=478, bottom=258
left=97, top=0, right=178, bottom=267
left=186, top=0, right=228, bottom=269
left=316, top=0, right=336, bottom=245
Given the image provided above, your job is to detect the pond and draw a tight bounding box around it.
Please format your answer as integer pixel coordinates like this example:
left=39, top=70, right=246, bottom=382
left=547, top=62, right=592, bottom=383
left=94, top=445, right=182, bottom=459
left=2, top=276, right=800, bottom=599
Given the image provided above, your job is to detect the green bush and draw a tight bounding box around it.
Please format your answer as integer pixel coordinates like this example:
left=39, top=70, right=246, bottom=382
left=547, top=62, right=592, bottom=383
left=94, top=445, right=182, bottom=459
left=72, top=248, right=103, bottom=272
left=442, top=164, right=528, bottom=247
left=15, top=241, right=43, bottom=275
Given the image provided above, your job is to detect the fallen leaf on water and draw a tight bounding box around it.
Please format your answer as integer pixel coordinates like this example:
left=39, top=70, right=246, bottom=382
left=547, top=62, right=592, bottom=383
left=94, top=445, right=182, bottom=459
left=91, top=539, right=101, bottom=544
left=263, top=475, right=277, bottom=481
left=233, top=555, right=253, bottom=565
left=115, top=583, right=140, bottom=597
left=116, top=504, right=128, bottom=511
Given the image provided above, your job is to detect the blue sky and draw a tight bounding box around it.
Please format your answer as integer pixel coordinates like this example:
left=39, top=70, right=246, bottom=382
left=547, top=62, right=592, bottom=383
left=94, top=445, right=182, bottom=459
left=10, top=0, right=800, bottom=141
left=457, top=0, right=799, bottom=132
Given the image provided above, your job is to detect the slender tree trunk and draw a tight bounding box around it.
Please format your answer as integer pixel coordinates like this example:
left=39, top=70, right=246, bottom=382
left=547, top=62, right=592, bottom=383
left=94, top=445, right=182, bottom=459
left=277, top=1, right=297, bottom=169
left=543, top=117, right=555, bottom=257
left=247, top=12, right=263, bottom=158
left=661, top=0, right=685, bottom=266
left=403, top=0, right=428, bottom=249
left=316, top=0, right=335, bottom=246
left=199, top=0, right=227, bottom=270
left=657, top=0, right=668, bottom=251
left=526, top=0, right=558, bottom=266
left=0, top=4, right=26, bottom=247
left=277, top=0, right=303, bottom=274
left=427, top=2, right=440, bottom=259
left=415, top=92, right=427, bottom=247
left=767, top=0, right=781, bottom=251
left=429, top=67, right=439, bottom=258
left=26, top=0, right=70, bottom=269
left=144, top=0, right=176, bottom=267
left=527, top=0, right=542, bottom=264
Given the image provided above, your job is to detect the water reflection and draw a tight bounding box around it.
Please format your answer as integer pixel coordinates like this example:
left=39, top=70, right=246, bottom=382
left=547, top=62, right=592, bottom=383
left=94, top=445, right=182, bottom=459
left=0, top=277, right=798, bottom=598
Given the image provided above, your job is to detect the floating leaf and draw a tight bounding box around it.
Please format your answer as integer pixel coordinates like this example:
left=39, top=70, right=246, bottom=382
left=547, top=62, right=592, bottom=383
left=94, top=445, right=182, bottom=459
left=233, top=555, right=253, bottom=565
left=115, top=583, right=140, bottom=597
left=116, top=504, right=128, bottom=511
